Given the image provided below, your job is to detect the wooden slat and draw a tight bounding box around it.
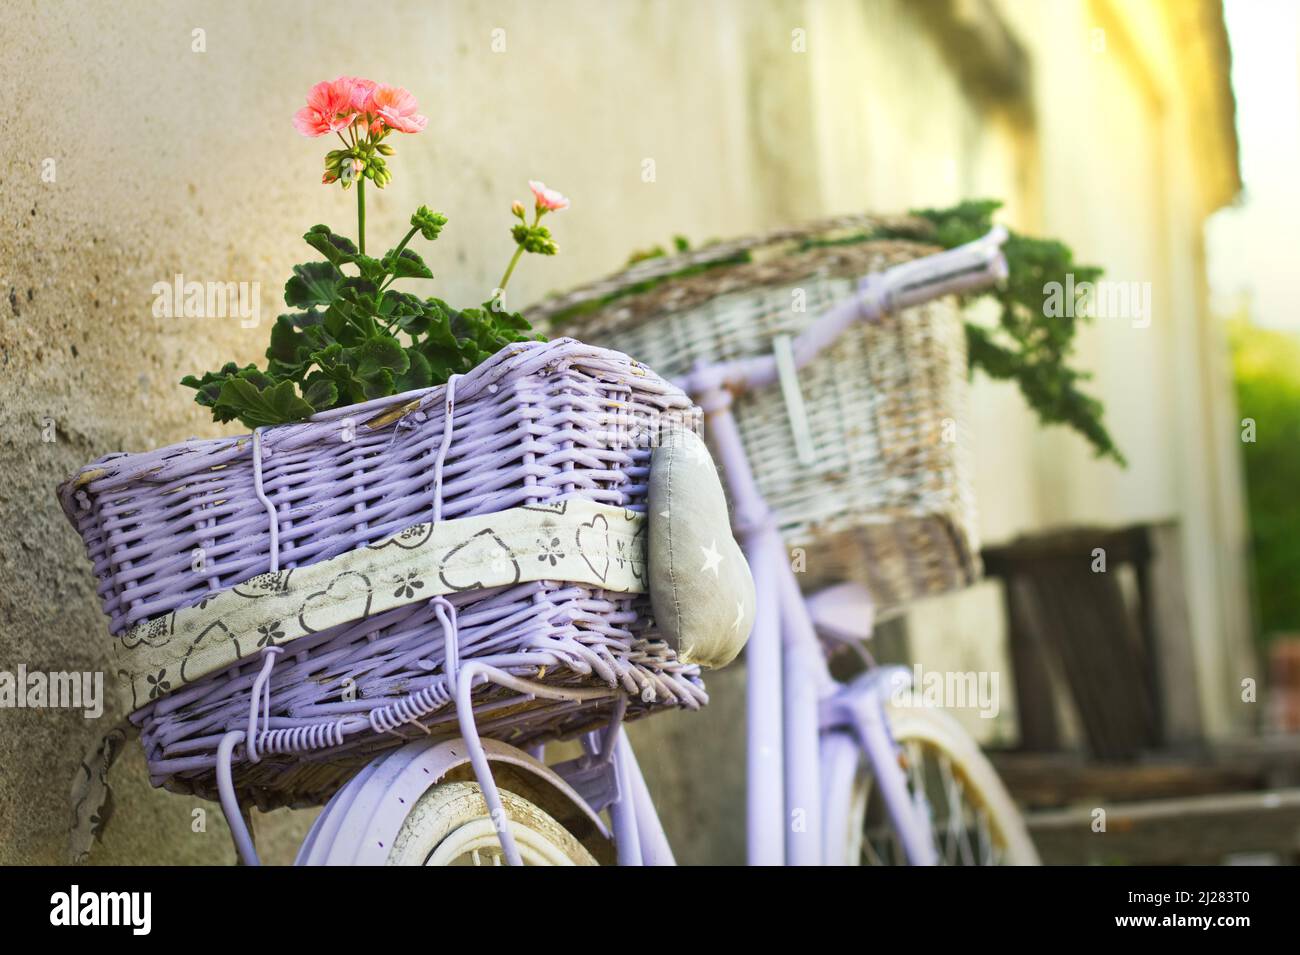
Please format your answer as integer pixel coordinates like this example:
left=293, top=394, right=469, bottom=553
left=990, top=752, right=1262, bottom=807
left=1026, top=789, right=1300, bottom=865
left=1145, top=522, right=1203, bottom=744
left=1004, top=576, right=1062, bottom=750
left=982, top=523, right=1183, bottom=759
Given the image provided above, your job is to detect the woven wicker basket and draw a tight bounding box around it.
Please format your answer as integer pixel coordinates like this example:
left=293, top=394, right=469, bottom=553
left=528, top=215, right=980, bottom=612
left=58, top=338, right=705, bottom=807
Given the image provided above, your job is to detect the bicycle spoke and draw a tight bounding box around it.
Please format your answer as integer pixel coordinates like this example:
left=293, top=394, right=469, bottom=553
left=938, top=754, right=977, bottom=866
left=977, top=808, right=995, bottom=866
left=902, top=739, right=942, bottom=862
left=862, top=834, right=885, bottom=866
left=859, top=723, right=1026, bottom=867
left=861, top=735, right=1018, bottom=866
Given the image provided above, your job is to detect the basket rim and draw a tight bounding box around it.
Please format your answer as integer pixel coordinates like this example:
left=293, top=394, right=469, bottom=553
left=54, top=336, right=670, bottom=525
left=524, top=211, right=937, bottom=326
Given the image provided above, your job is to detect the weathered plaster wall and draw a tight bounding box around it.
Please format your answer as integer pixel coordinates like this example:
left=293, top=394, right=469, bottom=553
left=0, top=0, right=792, bottom=866
left=1, top=0, right=1241, bottom=864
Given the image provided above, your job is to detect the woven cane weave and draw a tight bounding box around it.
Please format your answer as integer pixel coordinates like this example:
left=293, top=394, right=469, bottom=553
left=58, top=338, right=706, bottom=805
left=528, top=215, right=980, bottom=611
left=111, top=499, right=653, bottom=705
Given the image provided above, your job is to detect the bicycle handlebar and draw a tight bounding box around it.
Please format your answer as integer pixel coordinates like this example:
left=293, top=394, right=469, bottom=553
left=675, top=226, right=1009, bottom=399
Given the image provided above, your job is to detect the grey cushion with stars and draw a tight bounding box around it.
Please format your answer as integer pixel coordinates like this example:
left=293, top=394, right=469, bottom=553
left=647, top=429, right=756, bottom=668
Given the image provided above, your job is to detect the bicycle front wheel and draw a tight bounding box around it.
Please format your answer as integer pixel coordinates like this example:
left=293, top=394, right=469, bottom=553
left=847, top=696, right=1040, bottom=866
left=296, top=738, right=606, bottom=866
left=388, top=781, right=598, bottom=866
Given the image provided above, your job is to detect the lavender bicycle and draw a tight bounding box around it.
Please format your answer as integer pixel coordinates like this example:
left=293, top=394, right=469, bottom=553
left=61, top=226, right=1036, bottom=867
left=294, top=227, right=1038, bottom=866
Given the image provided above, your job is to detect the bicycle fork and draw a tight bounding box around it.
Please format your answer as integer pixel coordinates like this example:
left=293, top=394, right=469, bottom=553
left=824, top=669, right=939, bottom=866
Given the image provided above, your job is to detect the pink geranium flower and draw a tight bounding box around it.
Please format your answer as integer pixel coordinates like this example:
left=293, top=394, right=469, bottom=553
left=337, top=75, right=378, bottom=112
left=368, top=85, right=428, bottom=134
left=292, top=79, right=357, bottom=137
left=528, top=180, right=569, bottom=212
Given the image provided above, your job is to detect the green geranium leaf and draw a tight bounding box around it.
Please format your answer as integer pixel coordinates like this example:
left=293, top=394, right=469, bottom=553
left=493, top=308, right=532, bottom=332
left=284, top=261, right=343, bottom=308
left=376, top=291, right=421, bottom=333
left=352, top=333, right=409, bottom=380
left=350, top=255, right=389, bottom=287
left=382, top=248, right=434, bottom=281
left=315, top=358, right=367, bottom=407
left=267, top=311, right=324, bottom=368
left=302, top=375, right=339, bottom=412
left=214, top=376, right=315, bottom=430
left=424, top=350, right=456, bottom=382
left=395, top=312, right=430, bottom=336
left=422, top=300, right=458, bottom=348
left=360, top=368, right=395, bottom=400
left=303, top=225, right=358, bottom=268
left=395, top=349, right=433, bottom=392
left=181, top=362, right=257, bottom=417
left=379, top=290, right=422, bottom=316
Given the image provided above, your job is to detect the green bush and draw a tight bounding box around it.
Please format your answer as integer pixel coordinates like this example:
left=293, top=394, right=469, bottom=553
left=1230, top=318, right=1300, bottom=643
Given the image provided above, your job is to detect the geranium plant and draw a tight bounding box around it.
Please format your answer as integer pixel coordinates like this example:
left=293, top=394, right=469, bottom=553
left=184, top=77, right=563, bottom=429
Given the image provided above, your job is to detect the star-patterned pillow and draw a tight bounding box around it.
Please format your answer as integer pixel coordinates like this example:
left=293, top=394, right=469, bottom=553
left=647, top=429, right=755, bottom=667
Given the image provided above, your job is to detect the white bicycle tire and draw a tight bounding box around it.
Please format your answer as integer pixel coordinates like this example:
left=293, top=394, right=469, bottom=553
left=387, top=781, right=598, bottom=866
left=845, top=696, right=1040, bottom=866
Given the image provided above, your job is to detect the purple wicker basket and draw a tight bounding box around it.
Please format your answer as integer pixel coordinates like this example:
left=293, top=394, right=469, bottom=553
left=58, top=338, right=707, bottom=808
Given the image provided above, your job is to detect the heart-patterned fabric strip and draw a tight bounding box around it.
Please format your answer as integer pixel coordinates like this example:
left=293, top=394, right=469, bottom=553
left=115, top=499, right=648, bottom=710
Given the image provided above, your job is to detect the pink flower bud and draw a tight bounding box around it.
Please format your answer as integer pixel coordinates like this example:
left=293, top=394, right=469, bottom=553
left=528, top=180, right=569, bottom=213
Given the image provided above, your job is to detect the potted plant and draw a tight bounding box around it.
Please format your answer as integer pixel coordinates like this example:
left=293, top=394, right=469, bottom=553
left=182, top=76, right=572, bottom=429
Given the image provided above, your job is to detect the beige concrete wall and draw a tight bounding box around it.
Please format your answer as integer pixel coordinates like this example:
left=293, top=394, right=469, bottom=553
left=0, top=0, right=1241, bottom=864
left=911, top=0, right=1251, bottom=745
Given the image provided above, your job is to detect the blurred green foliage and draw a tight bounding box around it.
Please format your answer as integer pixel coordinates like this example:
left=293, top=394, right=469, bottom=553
left=1230, top=318, right=1300, bottom=643
left=889, top=201, right=1122, bottom=464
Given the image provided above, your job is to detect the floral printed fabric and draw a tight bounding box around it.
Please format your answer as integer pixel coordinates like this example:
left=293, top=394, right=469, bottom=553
left=117, top=499, right=648, bottom=710
left=68, top=720, right=135, bottom=863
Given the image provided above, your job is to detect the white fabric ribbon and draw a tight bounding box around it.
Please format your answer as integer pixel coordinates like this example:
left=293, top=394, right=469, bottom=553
left=117, top=499, right=648, bottom=709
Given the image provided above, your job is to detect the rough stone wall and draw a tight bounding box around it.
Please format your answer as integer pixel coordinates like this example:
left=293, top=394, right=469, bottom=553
left=0, top=0, right=1240, bottom=864
left=0, top=0, right=789, bottom=865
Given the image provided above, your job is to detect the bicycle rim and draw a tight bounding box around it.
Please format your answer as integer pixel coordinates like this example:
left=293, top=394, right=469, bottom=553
left=852, top=697, right=1040, bottom=866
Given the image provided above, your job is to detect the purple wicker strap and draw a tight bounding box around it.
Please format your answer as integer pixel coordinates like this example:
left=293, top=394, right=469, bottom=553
left=454, top=663, right=523, bottom=865
left=216, top=731, right=258, bottom=865
left=430, top=374, right=462, bottom=524
left=452, top=662, right=620, bottom=866
left=435, top=598, right=459, bottom=691
left=213, top=643, right=627, bottom=865
left=214, top=644, right=286, bottom=865
left=366, top=597, right=458, bottom=737
left=245, top=647, right=283, bottom=764
left=251, top=428, right=279, bottom=573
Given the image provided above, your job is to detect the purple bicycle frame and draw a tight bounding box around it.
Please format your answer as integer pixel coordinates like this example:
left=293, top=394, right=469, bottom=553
left=663, top=225, right=1008, bottom=865
left=542, top=226, right=1010, bottom=866
left=270, top=227, right=1010, bottom=867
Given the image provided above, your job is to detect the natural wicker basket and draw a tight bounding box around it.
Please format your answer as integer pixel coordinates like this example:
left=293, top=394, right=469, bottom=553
left=528, top=215, right=980, bottom=612
left=58, top=338, right=705, bottom=807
